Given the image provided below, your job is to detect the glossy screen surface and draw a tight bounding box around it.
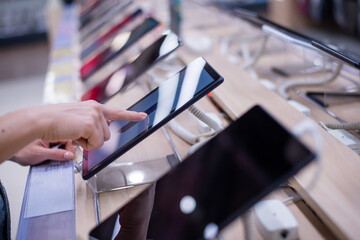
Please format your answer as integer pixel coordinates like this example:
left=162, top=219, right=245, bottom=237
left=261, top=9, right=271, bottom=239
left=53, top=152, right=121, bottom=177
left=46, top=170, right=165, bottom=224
left=89, top=105, right=315, bottom=240
left=82, top=58, right=223, bottom=179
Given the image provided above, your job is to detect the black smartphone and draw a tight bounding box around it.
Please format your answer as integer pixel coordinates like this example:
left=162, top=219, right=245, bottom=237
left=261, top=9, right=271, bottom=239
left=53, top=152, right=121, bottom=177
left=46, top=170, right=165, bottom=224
left=88, top=105, right=315, bottom=240
left=311, top=41, right=360, bottom=69
left=82, top=57, right=224, bottom=180
left=80, top=17, right=159, bottom=81
left=81, top=31, right=182, bottom=103
left=306, top=90, right=360, bottom=107
left=80, top=8, right=143, bottom=60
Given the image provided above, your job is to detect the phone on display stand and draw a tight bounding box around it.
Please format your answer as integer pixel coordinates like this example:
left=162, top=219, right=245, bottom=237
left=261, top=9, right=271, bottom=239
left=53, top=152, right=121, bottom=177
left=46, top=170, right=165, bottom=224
left=81, top=31, right=182, bottom=103
left=88, top=105, right=315, bottom=240
left=80, top=17, right=160, bottom=81
left=82, top=57, right=224, bottom=180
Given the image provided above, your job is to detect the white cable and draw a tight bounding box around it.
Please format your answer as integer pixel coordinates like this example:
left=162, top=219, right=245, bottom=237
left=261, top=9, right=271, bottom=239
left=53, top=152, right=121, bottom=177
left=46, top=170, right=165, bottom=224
left=188, top=105, right=223, bottom=133
left=292, top=119, right=323, bottom=193
left=278, top=61, right=343, bottom=99
left=168, top=119, right=215, bottom=145
left=321, top=121, right=360, bottom=130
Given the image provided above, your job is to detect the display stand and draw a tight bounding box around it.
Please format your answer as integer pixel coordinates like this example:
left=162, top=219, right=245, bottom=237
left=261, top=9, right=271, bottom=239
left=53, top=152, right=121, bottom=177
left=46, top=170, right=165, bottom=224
left=82, top=153, right=180, bottom=223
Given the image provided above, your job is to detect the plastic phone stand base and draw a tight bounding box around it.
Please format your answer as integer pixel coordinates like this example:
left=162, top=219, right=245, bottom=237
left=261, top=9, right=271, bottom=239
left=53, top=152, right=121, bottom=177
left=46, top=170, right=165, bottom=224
left=86, top=154, right=180, bottom=194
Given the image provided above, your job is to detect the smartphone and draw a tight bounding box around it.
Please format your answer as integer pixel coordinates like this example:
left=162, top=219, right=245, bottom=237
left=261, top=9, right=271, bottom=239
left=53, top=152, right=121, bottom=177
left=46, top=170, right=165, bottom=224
left=81, top=31, right=182, bottom=103
left=80, top=8, right=143, bottom=60
left=89, top=105, right=315, bottom=240
left=80, top=17, right=159, bottom=81
left=311, top=41, right=360, bottom=69
left=306, top=90, right=360, bottom=107
left=82, top=57, right=224, bottom=180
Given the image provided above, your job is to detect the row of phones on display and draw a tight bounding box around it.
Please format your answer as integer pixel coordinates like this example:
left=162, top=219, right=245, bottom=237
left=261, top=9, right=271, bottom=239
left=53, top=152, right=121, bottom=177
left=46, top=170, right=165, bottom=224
left=80, top=12, right=161, bottom=81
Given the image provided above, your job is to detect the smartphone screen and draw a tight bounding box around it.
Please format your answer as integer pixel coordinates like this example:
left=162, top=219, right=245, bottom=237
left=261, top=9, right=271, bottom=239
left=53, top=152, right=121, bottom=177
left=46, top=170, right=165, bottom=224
left=80, top=17, right=159, bottom=81
left=80, top=8, right=143, bottom=60
left=89, top=105, right=315, bottom=240
left=82, top=57, right=224, bottom=180
left=81, top=31, right=182, bottom=103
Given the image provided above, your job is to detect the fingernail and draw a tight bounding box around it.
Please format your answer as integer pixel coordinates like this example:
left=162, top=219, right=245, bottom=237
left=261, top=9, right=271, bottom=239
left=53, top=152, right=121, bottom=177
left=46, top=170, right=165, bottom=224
left=139, top=112, right=147, bottom=118
left=64, top=151, right=74, bottom=160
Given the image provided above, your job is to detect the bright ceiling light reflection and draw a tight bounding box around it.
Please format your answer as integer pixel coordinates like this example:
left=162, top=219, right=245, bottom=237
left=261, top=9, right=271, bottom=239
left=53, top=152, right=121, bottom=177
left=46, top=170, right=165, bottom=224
left=111, top=32, right=131, bottom=51
left=127, top=170, right=145, bottom=184
left=203, top=223, right=219, bottom=240
left=179, top=195, right=196, bottom=214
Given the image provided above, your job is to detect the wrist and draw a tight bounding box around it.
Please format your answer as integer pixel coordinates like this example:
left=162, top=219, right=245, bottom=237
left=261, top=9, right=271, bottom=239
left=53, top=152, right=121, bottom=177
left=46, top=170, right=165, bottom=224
left=25, top=106, right=50, bottom=140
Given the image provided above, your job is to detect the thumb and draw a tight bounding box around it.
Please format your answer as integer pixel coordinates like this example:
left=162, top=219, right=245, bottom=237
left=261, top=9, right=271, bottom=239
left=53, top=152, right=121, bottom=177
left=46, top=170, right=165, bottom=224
left=42, top=148, right=74, bottom=161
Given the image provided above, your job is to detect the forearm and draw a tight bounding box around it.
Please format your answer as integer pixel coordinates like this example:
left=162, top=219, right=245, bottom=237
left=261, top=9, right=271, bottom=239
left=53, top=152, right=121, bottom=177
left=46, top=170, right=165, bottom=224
left=0, top=107, right=45, bottom=163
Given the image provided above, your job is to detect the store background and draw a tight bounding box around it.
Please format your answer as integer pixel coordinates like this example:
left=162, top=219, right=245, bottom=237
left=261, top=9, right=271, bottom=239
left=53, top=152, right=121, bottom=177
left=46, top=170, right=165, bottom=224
left=0, top=0, right=359, bottom=238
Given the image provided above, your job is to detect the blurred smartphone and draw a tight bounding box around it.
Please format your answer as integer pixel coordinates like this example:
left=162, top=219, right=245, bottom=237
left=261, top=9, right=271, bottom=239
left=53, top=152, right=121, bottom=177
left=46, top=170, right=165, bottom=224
left=81, top=31, right=182, bottom=103
left=306, top=90, right=360, bottom=107
left=80, top=17, right=159, bottom=81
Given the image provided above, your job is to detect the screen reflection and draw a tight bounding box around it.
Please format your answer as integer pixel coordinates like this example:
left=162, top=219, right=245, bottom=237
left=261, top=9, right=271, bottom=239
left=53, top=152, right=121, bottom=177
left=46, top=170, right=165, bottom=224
left=82, top=57, right=223, bottom=179
left=89, top=106, right=315, bottom=240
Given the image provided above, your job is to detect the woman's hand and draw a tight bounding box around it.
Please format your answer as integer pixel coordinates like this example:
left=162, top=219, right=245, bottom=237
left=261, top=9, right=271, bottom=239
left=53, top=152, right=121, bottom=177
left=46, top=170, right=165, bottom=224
left=10, top=140, right=76, bottom=166
left=0, top=100, right=147, bottom=163
left=36, top=100, right=147, bottom=150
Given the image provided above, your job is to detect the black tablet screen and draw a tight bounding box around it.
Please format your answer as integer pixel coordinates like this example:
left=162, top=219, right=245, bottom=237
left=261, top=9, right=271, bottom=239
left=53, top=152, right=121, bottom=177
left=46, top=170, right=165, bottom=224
left=89, top=105, right=315, bottom=240
left=82, top=57, right=223, bottom=179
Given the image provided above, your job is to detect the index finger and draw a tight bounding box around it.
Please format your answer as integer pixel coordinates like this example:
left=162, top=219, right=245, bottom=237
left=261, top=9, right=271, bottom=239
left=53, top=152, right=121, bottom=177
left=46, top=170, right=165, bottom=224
left=102, top=106, right=147, bottom=122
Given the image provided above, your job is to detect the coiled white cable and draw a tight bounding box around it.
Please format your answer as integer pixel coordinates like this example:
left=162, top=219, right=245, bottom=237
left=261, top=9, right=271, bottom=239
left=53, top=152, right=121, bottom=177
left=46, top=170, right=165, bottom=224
left=168, top=119, right=215, bottom=145
left=277, top=61, right=343, bottom=99
left=321, top=121, right=360, bottom=130
left=188, top=105, right=223, bottom=133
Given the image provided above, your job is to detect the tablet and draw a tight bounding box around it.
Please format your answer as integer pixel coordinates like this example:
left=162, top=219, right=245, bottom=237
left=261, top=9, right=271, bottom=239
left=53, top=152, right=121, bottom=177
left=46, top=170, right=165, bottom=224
left=89, top=105, right=316, bottom=240
left=82, top=57, right=224, bottom=180
left=311, top=41, right=360, bottom=69
left=80, top=17, right=159, bottom=81
left=81, top=31, right=182, bottom=103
